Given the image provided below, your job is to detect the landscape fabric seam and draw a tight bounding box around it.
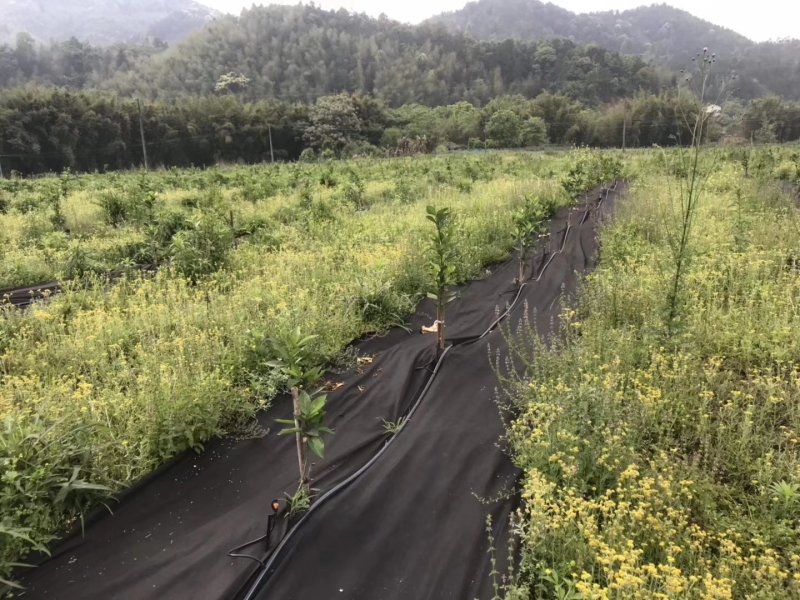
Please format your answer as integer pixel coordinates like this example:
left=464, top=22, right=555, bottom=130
left=238, top=181, right=619, bottom=600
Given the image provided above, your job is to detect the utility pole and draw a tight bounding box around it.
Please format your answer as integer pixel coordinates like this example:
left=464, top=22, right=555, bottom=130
left=268, top=124, right=275, bottom=164
left=0, top=157, right=4, bottom=179
left=621, top=110, right=627, bottom=153
left=137, top=98, right=149, bottom=171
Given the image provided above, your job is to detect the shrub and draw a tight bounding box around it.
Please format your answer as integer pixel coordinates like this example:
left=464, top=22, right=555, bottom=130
left=519, top=117, right=548, bottom=147
left=485, top=109, right=523, bottom=148
left=169, top=212, right=234, bottom=280
left=299, top=148, right=317, bottom=163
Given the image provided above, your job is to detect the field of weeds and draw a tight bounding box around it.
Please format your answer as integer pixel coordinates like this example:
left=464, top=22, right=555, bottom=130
left=503, top=146, right=800, bottom=599
left=0, top=151, right=576, bottom=586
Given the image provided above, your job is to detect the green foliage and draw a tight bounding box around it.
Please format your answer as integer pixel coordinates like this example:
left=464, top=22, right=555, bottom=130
left=0, top=416, right=110, bottom=589
left=662, top=48, right=721, bottom=336
left=741, top=97, right=800, bottom=143
left=100, top=4, right=660, bottom=107
left=425, top=205, right=458, bottom=350
left=275, top=390, right=333, bottom=461
left=0, top=151, right=571, bottom=573
left=429, top=1, right=800, bottom=101
left=381, top=417, right=405, bottom=435
left=0, top=522, right=49, bottom=591
left=561, top=149, right=623, bottom=199
left=298, top=148, right=317, bottom=163
left=264, top=328, right=324, bottom=391
left=506, top=160, right=800, bottom=599
left=214, top=72, right=250, bottom=95
left=169, top=212, right=234, bottom=281
left=519, top=117, right=548, bottom=147
left=304, top=94, right=363, bottom=155
left=512, top=193, right=553, bottom=282
left=485, top=110, right=524, bottom=148
left=341, top=170, right=366, bottom=209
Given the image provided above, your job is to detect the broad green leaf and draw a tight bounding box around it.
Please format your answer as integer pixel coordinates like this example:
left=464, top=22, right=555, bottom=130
left=308, top=436, right=325, bottom=459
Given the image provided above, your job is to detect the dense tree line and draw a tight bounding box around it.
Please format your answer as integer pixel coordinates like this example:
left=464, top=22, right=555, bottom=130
left=0, top=33, right=163, bottom=90
left=429, top=0, right=751, bottom=63
left=3, top=86, right=798, bottom=176
left=2, top=4, right=797, bottom=106
left=108, top=5, right=665, bottom=107
left=0, top=5, right=667, bottom=108
left=429, top=0, right=800, bottom=101
left=0, top=89, right=307, bottom=174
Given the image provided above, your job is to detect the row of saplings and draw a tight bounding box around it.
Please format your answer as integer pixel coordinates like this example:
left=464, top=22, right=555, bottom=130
left=268, top=151, right=621, bottom=515
left=267, top=195, right=556, bottom=515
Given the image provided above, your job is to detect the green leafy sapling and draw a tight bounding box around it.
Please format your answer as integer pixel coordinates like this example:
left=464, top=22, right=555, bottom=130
left=425, top=205, right=458, bottom=352
left=47, top=169, right=72, bottom=231
left=511, top=195, right=549, bottom=284
left=266, top=328, right=332, bottom=505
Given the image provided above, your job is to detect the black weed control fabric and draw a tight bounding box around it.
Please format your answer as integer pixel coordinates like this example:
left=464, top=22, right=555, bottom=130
left=0, top=281, right=61, bottom=308
left=17, top=183, right=624, bottom=600
left=244, top=185, right=622, bottom=600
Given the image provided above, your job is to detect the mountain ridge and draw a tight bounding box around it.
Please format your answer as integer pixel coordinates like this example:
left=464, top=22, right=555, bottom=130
left=425, top=0, right=800, bottom=99
left=0, top=0, right=221, bottom=45
left=426, top=0, right=756, bottom=63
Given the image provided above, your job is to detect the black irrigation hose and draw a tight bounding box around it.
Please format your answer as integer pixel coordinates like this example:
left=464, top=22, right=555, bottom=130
left=237, top=181, right=622, bottom=599
left=227, top=503, right=282, bottom=567
left=470, top=180, right=617, bottom=342
left=237, top=342, right=455, bottom=600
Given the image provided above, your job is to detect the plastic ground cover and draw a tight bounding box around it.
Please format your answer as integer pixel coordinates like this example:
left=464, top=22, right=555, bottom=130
left=17, top=183, right=624, bottom=599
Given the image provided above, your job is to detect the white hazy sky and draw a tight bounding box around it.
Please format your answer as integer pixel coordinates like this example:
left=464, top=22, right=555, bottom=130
left=202, top=0, right=799, bottom=42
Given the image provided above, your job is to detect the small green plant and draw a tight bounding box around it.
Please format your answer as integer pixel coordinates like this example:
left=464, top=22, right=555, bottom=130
left=425, top=205, right=458, bottom=352
left=512, top=195, right=550, bottom=283
left=0, top=522, right=50, bottom=591
left=283, top=484, right=311, bottom=519
left=275, top=389, right=332, bottom=495
left=169, top=212, right=234, bottom=281
left=45, top=170, right=71, bottom=231
left=267, top=329, right=332, bottom=503
left=770, top=480, right=800, bottom=517
left=342, top=169, right=366, bottom=209
left=536, top=569, right=582, bottom=600
left=561, top=150, right=622, bottom=200
left=381, top=417, right=405, bottom=435
left=96, top=190, right=129, bottom=227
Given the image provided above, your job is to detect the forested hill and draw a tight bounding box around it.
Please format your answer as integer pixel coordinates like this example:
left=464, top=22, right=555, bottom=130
left=427, top=0, right=800, bottom=100
left=102, top=4, right=665, bottom=107
left=0, top=0, right=219, bottom=46
left=428, top=1, right=751, bottom=62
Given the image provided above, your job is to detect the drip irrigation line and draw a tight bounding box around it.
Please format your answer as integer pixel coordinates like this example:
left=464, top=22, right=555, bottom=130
left=237, top=343, right=454, bottom=600
left=227, top=503, right=282, bottom=568
left=237, top=181, right=621, bottom=599
left=467, top=182, right=614, bottom=343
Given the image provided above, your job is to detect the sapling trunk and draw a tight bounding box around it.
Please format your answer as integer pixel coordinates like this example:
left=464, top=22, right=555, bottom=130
left=437, top=294, right=446, bottom=352
left=291, top=386, right=309, bottom=491
left=425, top=205, right=456, bottom=354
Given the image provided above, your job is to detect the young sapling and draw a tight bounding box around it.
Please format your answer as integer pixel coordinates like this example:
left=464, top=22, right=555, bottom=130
left=424, top=205, right=458, bottom=352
